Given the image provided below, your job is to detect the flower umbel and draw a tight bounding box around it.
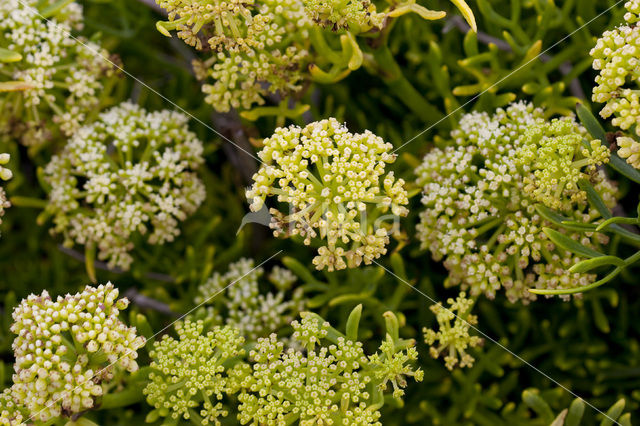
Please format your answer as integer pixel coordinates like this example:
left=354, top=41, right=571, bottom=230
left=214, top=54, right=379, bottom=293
left=144, top=320, right=245, bottom=425
left=416, top=102, right=617, bottom=302
left=10, top=283, right=145, bottom=422
left=591, top=0, right=640, bottom=138
left=43, top=102, right=206, bottom=270
left=423, top=292, right=482, bottom=370
left=247, top=118, right=409, bottom=271
left=237, top=310, right=422, bottom=425
left=0, top=0, right=115, bottom=150
left=192, top=258, right=304, bottom=340
left=515, top=119, right=610, bottom=211
left=302, top=0, right=384, bottom=31
left=157, top=0, right=311, bottom=113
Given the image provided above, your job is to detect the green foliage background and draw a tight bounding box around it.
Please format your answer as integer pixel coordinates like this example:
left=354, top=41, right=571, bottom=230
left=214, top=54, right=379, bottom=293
left=0, top=0, right=638, bottom=425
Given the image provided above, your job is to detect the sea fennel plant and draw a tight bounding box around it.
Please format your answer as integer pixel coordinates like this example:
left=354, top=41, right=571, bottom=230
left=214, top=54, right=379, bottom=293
left=43, top=102, right=206, bottom=272
left=144, top=306, right=423, bottom=425
left=153, top=0, right=476, bottom=122
left=0, top=0, right=116, bottom=153
left=192, top=258, right=305, bottom=340
left=591, top=0, right=640, bottom=144
left=4, top=283, right=145, bottom=422
left=247, top=118, right=408, bottom=271
left=416, top=101, right=617, bottom=302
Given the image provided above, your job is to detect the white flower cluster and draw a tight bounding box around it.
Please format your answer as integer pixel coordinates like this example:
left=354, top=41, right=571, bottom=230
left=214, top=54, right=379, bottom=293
left=193, top=258, right=304, bottom=340
left=9, top=283, right=145, bottom=422
left=416, top=102, right=617, bottom=303
left=0, top=153, right=11, bottom=234
left=247, top=118, right=409, bottom=271
left=591, top=0, right=640, bottom=139
left=0, top=0, right=114, bottom=149
left=43, top=102, right=206, bottom=270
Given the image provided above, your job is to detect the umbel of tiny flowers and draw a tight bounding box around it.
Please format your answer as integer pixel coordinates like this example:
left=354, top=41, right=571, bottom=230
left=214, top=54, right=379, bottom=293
left=236, top=308, right=423, bottom=425
left=156, top=0, right=311, bottom=113
left=0, top=0, right=115, bottom=151
left=8, top=283, right=145, bottom=422
left=43, top=102, right=206, bottom=271
left=423, top=292, right=482, bottom=370
left=515, top=119, right=610, bottom=211
left=192, top=258, right=304, bottom=340
left=246, top=118, right=409, bottom=271
left=144, top=320, right=246, bottom=425
left=591, top=0, right=640, bottom=140
left=0, top=153, right=11, bottom=233
left=302, top=0, right=385, bottom=32
left=416, top=102, right=618, bottom=303
left=302, top=0, right=477, bottom=33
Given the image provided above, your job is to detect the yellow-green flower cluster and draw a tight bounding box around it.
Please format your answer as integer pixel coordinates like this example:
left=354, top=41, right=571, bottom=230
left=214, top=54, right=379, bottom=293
left=144, top=320, right=245, bottom=425
left=516, top=119, right=610, bottom=211
left=368, top=335, right=424, bottom=398
left=237, top=314, right=422, bottom=425
left=0, top=153, right=11, bottom=232
left=158, top=0, right=311, bottom=112
left=591, top=0, right=640, bottom=138
left=302, top=0, right=384, bottom=31
left=416, top=102, right=617, bottom=303
left=0, top=0, right=115, bottom=150
left=9, top=283, right=145, bottom=422
left=423, top=292, right=482, bottom=370
left=193, top=258, right=304, bottom=340
left=43, top=102, right=206, bottom=270
left=0, top=389, right=24, bottom=426
left=247, top=118, right=409, bottom=271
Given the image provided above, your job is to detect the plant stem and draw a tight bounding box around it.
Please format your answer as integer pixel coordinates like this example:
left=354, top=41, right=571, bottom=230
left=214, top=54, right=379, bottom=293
left=99, top=386, right=146, bottom=410
left=369, top=45, right=444, bottom=126
left=9, top=196, right=47, bottom=208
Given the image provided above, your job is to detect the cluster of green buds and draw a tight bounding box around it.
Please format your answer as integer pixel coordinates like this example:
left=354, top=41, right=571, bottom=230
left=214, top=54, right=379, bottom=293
left=246, top=118, right=409, bottom=271
left=591, top=0, right=640, bottom=139
left=43, top=102, right=206, bottom=271
left=416, top=102, right=617, bottom=303
left=423, top=292, right=482, bottom=370
left=0, top=389, right=25, bottom=425
left=237, top=307, right=423, bottom=425
left=0, top=153, right=11, bottom=232
left=144, top=320, right=246, bottom=425
left=302, top=0, right=475, bottom=33
left=515, top=119, right=610, bottom=211
left=192, top=258, right=304, bottom=340
left=0, top=0, right=115, bottom=151
left=8, top=283, right=145, bottom=422
left=157, top=0, right=311, bottom=112
left=302, top=0, right=384, bottom=32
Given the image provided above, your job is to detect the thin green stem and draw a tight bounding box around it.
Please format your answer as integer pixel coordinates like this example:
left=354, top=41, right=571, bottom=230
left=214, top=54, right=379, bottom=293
left=369, top=45, right=444, bottom=126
